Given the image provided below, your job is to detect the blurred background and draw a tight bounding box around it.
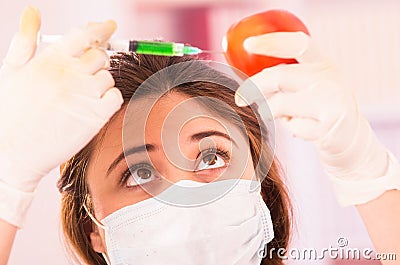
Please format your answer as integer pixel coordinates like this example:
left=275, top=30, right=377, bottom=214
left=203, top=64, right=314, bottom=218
left=1, top=0, right=399, bottom=264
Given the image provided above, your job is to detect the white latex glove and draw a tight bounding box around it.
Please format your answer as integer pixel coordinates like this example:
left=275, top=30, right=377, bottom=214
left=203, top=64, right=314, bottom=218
left=0, top=7, right=123, bottom=227
left=235, top=32, right=400, bottom=206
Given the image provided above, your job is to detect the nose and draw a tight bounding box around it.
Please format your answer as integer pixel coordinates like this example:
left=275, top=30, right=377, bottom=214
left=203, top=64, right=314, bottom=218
left=154, top=155, right=202, bottom=184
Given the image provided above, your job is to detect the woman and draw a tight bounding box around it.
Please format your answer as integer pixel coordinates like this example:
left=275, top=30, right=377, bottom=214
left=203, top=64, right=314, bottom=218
left=57, top=52, right=290, bottom=265
left=1, top=6, right=400, bottom=265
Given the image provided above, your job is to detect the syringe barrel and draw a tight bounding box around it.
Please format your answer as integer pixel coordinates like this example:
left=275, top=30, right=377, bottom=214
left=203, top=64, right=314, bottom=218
left=129, top=41, right=184, bottom=56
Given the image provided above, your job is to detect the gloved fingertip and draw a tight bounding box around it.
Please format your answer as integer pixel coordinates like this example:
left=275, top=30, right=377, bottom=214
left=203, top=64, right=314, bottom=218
left=243, top=34, right=279, bottom=56
left=235, top=77, right=262, bottom=107
left=86, top=20, right=118, bottom=47
left=103, top=87, right=123, bottom=107
left=19, top=6, right=41, bottom=38
left=235, top=92, right=249, bottom=107
left=105, top=19, right=118, bottom=33
left=243, top=37, right=259, bottom=53
left=243, top=32, right=311, bottom=59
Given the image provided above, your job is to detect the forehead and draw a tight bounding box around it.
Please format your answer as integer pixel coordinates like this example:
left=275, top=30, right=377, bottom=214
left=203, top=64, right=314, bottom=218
left=88, top=92, right=237, bottom=173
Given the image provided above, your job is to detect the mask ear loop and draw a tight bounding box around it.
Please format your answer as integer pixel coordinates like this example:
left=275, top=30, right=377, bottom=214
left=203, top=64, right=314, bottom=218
left=82, top=199, right=110, bottom=264
left=82, top=196, right=107, bottom=230
left=102, top=253, right=112, bottom=265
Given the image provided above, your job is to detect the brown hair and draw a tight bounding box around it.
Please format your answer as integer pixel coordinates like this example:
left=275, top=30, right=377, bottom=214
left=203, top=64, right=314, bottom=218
left=58, top=53, right=292, bottom=265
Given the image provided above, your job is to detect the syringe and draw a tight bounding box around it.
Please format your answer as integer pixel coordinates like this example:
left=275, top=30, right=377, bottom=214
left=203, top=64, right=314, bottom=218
left=40, top=35, right=204, bottom=56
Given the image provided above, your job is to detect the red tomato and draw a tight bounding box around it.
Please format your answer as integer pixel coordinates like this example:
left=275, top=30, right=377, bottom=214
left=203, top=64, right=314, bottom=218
left=223, top=9, right=310, bottom=76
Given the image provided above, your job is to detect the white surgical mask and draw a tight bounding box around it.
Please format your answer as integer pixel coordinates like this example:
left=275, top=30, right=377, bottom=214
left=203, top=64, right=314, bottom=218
left=85, top=179, right=274, bottom=265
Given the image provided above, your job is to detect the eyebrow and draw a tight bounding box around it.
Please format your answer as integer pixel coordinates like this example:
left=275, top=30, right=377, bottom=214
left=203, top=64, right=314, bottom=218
left=190, top=130, right=237, bottom=147
left=106, top=144, right=155, bottom=177
left=106, top=130, right=237, bottom=177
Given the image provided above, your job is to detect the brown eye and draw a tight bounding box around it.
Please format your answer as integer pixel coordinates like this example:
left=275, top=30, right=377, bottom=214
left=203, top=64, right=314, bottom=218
left=137, top=168, right=152, bottom=179
left=125, top=164, right=158, bottom=187
left=203, top=154, right=217, bottom=165
left=195, top=149, right=227, bottom=172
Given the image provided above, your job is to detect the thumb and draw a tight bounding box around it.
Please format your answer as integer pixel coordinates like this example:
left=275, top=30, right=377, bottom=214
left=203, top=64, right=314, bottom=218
left=243, top=31, right=325, bottom=64
left=3, top=6, right=41, bottom=68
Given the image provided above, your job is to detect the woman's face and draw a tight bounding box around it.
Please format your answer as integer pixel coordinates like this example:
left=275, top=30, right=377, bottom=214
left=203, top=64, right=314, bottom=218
left=86, top=92, right=256, bottom=253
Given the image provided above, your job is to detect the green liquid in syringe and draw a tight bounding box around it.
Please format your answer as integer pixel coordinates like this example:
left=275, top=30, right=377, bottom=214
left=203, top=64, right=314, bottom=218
left=132, top=41, right=184, bottom=56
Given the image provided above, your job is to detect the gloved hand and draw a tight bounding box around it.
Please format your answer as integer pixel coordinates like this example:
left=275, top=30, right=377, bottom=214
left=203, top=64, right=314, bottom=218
left=235, top=31, right=400, bottom=206
left=0, top=7, right=123, bottom=227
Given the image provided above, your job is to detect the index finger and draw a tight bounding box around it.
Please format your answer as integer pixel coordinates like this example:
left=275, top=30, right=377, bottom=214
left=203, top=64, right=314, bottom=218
left=56, top=20, right=117, bottom=57
left=243, top=31, right=325, bottom=64
left=4, top=6, right=41, bottom=68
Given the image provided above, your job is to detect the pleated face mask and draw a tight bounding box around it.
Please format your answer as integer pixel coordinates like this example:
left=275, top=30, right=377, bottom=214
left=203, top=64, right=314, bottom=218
left=85, top=179, right=274, bottom=265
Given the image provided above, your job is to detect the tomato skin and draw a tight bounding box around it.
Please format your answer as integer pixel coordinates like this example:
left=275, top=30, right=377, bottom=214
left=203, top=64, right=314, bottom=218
left=223, top=9, right=310, bottom=76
